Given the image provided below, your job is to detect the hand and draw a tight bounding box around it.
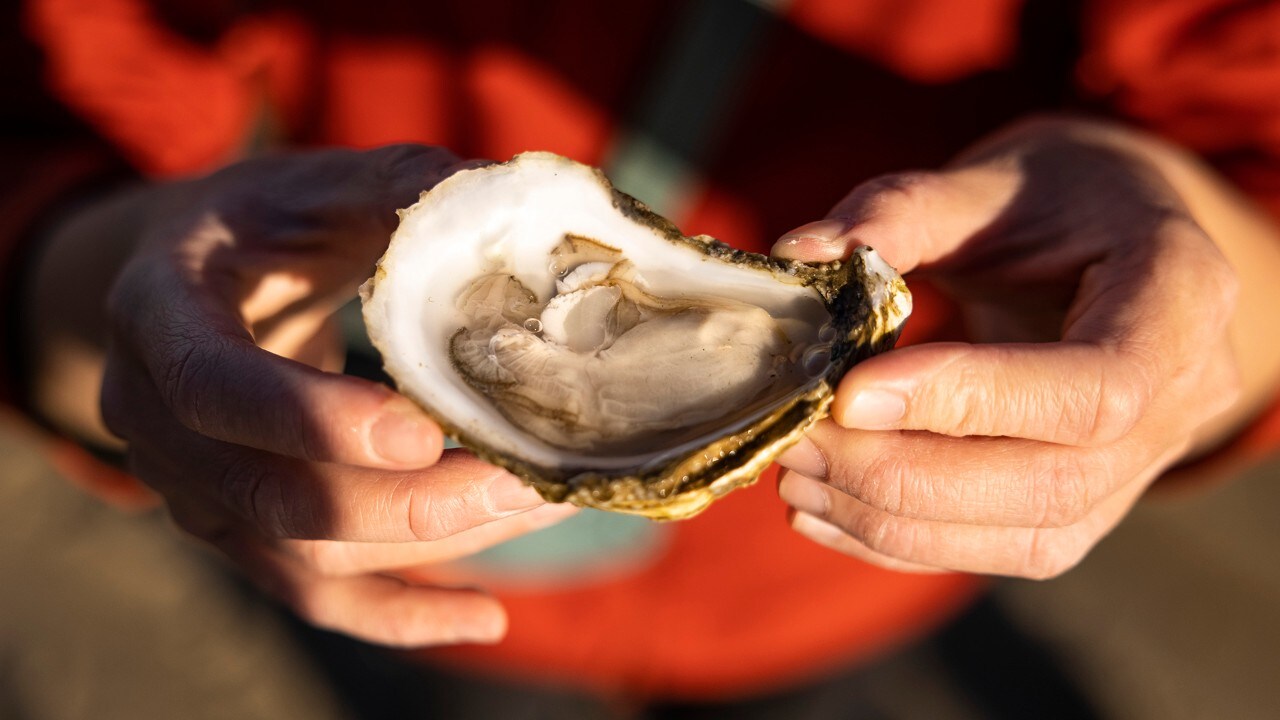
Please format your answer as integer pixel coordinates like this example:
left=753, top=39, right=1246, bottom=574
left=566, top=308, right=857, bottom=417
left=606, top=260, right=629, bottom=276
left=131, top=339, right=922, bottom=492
left=94, top=146, right=574, bottom=644
left=772, top=118, right=1252, bottom=578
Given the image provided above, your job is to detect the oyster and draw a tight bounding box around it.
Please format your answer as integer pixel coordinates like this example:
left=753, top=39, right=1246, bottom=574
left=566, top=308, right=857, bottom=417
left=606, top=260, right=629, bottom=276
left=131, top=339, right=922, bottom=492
left=361, top=152, right=910, bottom=520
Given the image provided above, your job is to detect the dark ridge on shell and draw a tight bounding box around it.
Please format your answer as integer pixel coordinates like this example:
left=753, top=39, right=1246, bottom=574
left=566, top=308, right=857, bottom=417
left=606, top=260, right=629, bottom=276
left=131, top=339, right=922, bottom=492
left=608, top=186, right=843, bottom=291
left=825, top=254, right=882, bottom=371
left=609, top=187, right=684, bottom=240
left=517, top=409, right=761, bottom=502
left=558, top=384, right=826, bottom=504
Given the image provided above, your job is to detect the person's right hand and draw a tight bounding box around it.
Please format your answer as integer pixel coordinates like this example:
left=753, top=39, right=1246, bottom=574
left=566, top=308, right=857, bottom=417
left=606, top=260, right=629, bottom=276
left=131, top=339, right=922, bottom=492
left=96, top=146, right=575, bottom=646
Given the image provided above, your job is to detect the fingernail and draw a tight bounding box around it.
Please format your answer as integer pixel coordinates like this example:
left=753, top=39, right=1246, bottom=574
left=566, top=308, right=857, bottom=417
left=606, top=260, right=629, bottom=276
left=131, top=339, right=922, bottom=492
left=777, top=471, right=830, bottom=518
left=772, top=219, right=850, bottom=261
left=777, top=437, right=828, bottom=479
left=837, top=389, right=906, bottom=429
left=485, top=472, right=546, bottom=513
left=370, top=401, right=439, bottom=466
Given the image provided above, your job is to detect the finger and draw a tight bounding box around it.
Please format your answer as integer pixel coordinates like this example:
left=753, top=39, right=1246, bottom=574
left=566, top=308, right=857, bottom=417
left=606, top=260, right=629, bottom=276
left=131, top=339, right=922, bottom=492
left=112, top=359, right=531, bottom=544
left=829, top=341, right=1154, bottom=446
left=279, top=502, right=580, bottom=576
left=114, top=368, right=545, bottom=543
left=788, top=510, right=947, bottom=574
left=107, top=264, right=443, bottom=468
left=221, top=534, right=507, bottom=646
left=129, top=412, right=548, bottom=541
left=828, top=222, right=1233, bottom=445
left=778, top=421, right=1158, bottom=528
left=780, top=458, right=1161, bottom=579
left=771, top=168, right=1016, bottom=270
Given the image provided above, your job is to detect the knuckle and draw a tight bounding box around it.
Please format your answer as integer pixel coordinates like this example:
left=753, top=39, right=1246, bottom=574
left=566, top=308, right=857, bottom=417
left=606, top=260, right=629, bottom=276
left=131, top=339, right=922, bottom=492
left=401, top=478, right=463, bottom=542
left=950, top=374, right=992, bottom=435
left=1083, top=363, right=1148, bottom=446
left=852, top=511, right=915, bottom=560
left=410, top=470, right=515, bottom=541
left=289, top=410, right=327, bottom=464
left=160, top=332, right=224, bottom=434
left=928, top=348, right=993, bottom=437
left=1030, top=451, right=1098, bottom=527
left=402, top=480, right=436, bottom=541
left=219, top=456, right=293, bottom=537
left=1054, top=378, right=1096, bottom=444
left=857, top=453, right=914, bottom=517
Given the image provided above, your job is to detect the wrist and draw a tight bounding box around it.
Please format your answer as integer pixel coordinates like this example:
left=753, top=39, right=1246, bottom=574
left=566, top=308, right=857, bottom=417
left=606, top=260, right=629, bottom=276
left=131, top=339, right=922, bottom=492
left=21, top=182, right=155, bottom=448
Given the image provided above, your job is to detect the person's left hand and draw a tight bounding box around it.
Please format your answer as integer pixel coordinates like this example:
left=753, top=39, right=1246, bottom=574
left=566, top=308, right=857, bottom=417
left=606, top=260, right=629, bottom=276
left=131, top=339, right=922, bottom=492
left=771, top=119, right=1247, bottom=578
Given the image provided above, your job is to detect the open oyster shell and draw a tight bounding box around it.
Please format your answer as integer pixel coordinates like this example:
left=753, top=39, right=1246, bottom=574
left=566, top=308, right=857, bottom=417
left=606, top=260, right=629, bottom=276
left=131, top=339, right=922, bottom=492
left=360, top=152, right=910, bottom=520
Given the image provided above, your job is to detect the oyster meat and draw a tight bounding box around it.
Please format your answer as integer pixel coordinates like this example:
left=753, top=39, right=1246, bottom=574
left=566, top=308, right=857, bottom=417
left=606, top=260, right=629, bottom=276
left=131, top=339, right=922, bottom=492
left=361, top=152, right=910, bottom=520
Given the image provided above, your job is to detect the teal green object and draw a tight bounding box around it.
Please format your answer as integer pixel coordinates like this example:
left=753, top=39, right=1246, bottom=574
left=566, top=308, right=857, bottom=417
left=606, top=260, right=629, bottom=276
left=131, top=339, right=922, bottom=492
left=465, top=508, right=664, bottom=576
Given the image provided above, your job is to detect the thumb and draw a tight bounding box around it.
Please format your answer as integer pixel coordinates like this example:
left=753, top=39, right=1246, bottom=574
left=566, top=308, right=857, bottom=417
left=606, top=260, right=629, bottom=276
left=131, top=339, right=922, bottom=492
left=771, top=168, right=1017, bottom=272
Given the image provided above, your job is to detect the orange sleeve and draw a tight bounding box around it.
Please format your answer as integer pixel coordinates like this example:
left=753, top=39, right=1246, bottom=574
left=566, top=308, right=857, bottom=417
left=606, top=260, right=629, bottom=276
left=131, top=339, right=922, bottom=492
left=1080, top=0, right=1280, bottom=212
left=1080, top=0, right=1280, bottom=476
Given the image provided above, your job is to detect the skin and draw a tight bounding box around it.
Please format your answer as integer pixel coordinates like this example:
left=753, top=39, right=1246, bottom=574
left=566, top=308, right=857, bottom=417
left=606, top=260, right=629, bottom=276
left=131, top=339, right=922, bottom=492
left=774, top=117, right=1280, bottom=577
left=26, top=145, right=577, bottom=646
left=22, top=117, right=1280, bottom=645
